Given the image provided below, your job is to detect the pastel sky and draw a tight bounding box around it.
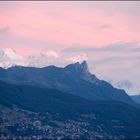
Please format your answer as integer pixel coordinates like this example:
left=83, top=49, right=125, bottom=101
left=0, top=1, right=140, bottom=94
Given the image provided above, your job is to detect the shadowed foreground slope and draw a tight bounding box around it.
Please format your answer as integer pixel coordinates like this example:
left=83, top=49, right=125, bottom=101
left=0, top=80, right=140, bottom=139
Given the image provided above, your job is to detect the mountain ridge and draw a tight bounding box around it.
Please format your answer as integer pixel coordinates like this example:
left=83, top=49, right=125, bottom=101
left=0, top=61, right=138, bottom=107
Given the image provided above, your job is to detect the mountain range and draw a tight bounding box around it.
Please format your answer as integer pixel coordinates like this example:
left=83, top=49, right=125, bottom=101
left=0, top=60, right=137, bottom=107
left=0, top=53, right=140, bottom=138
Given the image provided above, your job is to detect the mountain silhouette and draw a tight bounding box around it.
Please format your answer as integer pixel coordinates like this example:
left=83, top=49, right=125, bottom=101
left=0, top=61, right=137, bottom=106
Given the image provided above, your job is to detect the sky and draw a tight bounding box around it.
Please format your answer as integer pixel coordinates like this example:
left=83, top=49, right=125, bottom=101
left=0, top=1, right=140, bottom=95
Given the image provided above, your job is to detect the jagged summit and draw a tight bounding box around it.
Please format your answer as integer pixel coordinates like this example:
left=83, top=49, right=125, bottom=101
left=65, top=60, right=90, bottom=74
left=81, top=60, right=89, bottom=72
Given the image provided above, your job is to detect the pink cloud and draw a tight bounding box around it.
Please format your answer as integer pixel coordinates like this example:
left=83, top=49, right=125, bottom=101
left=0, top=2, right=140, bottom=55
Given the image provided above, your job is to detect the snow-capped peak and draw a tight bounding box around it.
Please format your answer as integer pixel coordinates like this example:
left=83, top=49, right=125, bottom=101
left=0, top=48, right=27, bottom=69
left=0, top=48, right=61, bottom=69
left=4, top=48, right=23, bottom=60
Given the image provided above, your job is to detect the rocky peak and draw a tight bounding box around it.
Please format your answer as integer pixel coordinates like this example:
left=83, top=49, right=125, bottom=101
left=64, top=61, right=91, bottom=78
left=81, top=61, right=89, bottom=73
